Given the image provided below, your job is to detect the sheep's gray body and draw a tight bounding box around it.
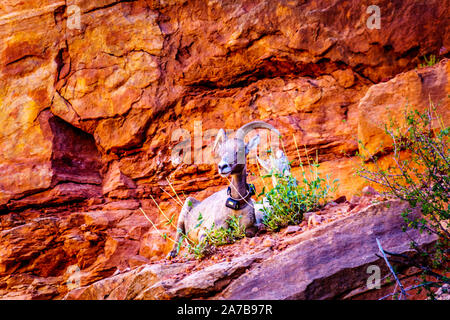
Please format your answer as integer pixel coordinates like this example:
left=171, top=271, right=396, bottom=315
left=175, top=189, right=256, bottom=246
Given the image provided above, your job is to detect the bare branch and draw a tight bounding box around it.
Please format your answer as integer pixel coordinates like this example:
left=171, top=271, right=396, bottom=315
left=376, top=238, right=408, bottom=299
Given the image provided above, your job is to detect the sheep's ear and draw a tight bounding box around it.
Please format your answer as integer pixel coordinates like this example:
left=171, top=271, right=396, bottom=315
left=245, top=135, right=260, bottom=155
left=213, top=129, right=226, bottom=155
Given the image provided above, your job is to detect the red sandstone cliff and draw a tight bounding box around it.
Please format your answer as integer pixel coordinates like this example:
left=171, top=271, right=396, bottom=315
left=0, top=0, right=448, bottom=299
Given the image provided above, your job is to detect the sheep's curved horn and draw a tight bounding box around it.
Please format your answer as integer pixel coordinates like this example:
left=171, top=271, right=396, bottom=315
left=235, top=121, right=280, bottom=141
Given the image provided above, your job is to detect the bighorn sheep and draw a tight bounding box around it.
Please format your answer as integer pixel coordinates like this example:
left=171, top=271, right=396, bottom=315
left=166, top=121, right=280, bottom=258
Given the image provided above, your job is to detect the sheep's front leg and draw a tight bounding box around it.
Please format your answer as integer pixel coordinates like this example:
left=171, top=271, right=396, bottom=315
left=166, top=197, right=196, bottom=259
left=239, top=207, right=257, bottom=238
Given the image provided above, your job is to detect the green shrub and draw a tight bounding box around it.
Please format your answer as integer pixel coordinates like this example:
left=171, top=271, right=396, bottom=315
left=205, top=215, right=247, bottom=247
left=259, top=160, right=338, bottom=232
left=418, top=54, right=437, bottom=68
left=182, top=214, right=247, bottom=259
left=357, top=103, right=450, bottom=296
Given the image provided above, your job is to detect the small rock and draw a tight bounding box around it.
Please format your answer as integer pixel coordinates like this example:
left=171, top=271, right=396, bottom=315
left=84, top=231, right=99, bottom=242
left=349, top=195, right=360, bottom=204
left=129, top=255, right=150, bottom=269
left=304, top=211, right=320, bottom=220
left=248, top=238, right=258, bottom=247
left=325, top=201, right=338, bottom=209
left=262, top=238, right=275, bottom=248
left=334, top=195, right=347, bottom=204
left=362, top=186, right=378, bottom=196
left=307, top=213, right=323, bottom=227
left=284, top=225, right=301, bottom=235
left=331, top=68, right=355, bottom=88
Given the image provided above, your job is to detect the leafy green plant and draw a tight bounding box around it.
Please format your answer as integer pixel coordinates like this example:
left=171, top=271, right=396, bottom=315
left=205, top=215, right=247, bottom=247
left=259, top=153, right=338, bottom=232
left=357, top=102, right=450, bottom=296
left=178, top=214, right=247, bottom=259
left=419, top=54, right=437, bottom=68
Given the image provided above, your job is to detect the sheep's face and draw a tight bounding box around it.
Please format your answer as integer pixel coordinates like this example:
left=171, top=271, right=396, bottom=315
left=214, top=130, right=260, bottom=177
left=216, top=139, right=246, bottom=177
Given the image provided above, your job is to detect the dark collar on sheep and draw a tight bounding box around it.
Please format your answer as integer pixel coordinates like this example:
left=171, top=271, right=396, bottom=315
left=225, top=184, right=255, bottom=210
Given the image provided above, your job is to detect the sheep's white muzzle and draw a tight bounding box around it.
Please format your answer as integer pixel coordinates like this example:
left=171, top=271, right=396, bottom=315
left=218, top=160, right=232, bottom=177
left=219, top=168, right=231, bottom=177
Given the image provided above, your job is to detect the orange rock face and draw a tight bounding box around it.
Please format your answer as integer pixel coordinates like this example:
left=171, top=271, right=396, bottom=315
left=0, top=0, right=448, bottom=299
left=358, top=60, right=450, bottom=157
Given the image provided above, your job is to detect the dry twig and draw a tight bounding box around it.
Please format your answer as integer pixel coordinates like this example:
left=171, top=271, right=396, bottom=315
left=376, top=238, right=408, bottom=300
